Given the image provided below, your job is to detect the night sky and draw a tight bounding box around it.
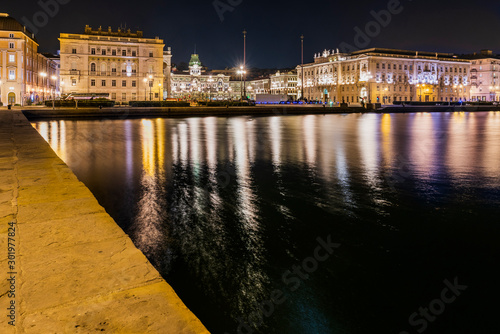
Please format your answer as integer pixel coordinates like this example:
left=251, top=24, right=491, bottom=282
left=4, top=0, right=500, bottom=69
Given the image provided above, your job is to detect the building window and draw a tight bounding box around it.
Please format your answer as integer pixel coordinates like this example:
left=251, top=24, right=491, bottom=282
left=155, top=93, right=159, bottom=98
left=112, top=50, right=116, bottom=56
left=8, top=70, right=16, bottom=80
left=72, top=48, right=77, bottom=54
left=91, top=48, right=96, bottom=55
left=91, top=79, right=96, bottom=86
left=122, top=93, right=127, bottom=100
left=8, top=55, right=15, bottom=63
left=149, top=52, right=153, bottom=57
left=72, top=79, right=77, bottom=86
left=132, top=51, right=136, bottom=57
left=9, top=33, right=14, bottom=38
left=90, top=63, right=96, bottom=72
left=122, top=80, right=127, bottom=87
left=132, top=93, right=137, bottom=100
left=132, top=80, right=136, bottom=87
left=102, top=49, right=106, bottom=55
left=101, top=80, right=106, bottom=86
left=122, top=50, right=127, bottom=56
left=112, top=80, right=116, bottom=87
left=9, top=42, right=14, bottom=49
left=111, top=93, right=116, bottom=100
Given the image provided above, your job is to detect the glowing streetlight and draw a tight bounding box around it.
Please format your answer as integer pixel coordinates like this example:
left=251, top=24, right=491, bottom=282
left=237, top=66, right=246, bottom=100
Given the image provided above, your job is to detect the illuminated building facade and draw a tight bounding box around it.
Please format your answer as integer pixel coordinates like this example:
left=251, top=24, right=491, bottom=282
left=247, top=78, right=270, bottom=100
left=170, top=54, right=231, bottom=100
left=59, top=25, right=165, bottom=102
left=467, top=50, right=500, bottom=102
left=270, top=70, right=297, bottom=99
left=0, top=13, right=58, bottom=106
left=297, top=48, right=471, bottom=104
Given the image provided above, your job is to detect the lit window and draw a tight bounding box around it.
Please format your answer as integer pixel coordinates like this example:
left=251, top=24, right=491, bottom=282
left=72, top=79, right=77, bottom=86
left=9, top=55, right=15, bottom=62
left=9, top=70, right=16, bottom=80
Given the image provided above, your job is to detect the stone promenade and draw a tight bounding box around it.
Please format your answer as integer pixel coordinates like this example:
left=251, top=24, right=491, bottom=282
left=0, top=109, right=209, bottom=333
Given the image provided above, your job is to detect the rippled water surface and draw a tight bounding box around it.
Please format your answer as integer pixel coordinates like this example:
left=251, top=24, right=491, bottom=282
left=33, top=112, right=500, bottom=333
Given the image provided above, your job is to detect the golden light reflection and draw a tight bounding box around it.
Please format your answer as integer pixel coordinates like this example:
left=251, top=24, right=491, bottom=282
left=141, top=119, right=155, bottom=176
left=381, top=114, right=393, bottom=166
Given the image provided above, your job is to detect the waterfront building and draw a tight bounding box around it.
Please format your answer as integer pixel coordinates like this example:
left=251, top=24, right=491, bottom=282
left=170, top=54, right=232, bottom=100
left=247, top=78, right=270, bottom=100
left=0, top=13, right=59, bottom=106
left=297, top=48, right=471, bottom=104
left=466, top=50, right=500, bottom=102
left=270, top=70, right=297, bottom=100
left=59, top=25, right=165, bottom=102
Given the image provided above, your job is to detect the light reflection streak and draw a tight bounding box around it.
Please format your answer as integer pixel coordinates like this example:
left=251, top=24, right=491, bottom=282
left=269, top=117, right=282, bottom=170
left=380, top=114, right=393, bottom=167
left=303, top=115, right=317, bottom=168
left=358, top=114, right=380, bottom=188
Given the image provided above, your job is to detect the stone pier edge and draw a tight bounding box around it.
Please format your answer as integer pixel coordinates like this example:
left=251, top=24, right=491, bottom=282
left=0, top=110, right=209, bottom=333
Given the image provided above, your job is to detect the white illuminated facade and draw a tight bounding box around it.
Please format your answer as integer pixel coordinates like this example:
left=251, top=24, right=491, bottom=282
left=270, top=70, right=297, bottom=99
left=170, top=54, right=232, bottom=100
left=468, top=50, right=500, bottom=102
left=297, top=48, right=471, bottom=104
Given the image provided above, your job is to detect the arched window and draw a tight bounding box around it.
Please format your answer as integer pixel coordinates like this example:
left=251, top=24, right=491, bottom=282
left=90, top=63, right=96, bottom=72
left=101, top=63, right=107, bottom=74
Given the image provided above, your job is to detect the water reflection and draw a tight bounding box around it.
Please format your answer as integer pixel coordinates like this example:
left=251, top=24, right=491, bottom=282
left=32, top=112, right=500, bottom=334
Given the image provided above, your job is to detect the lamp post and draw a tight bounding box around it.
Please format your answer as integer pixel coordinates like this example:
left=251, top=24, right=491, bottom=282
left=243, top=29, right=247, bottom=99
left=40, top=72, right=47, bottom=103
left=143, top=78, right=148, bottom=101
left=300, top=34, right=304, bottom=100
left=148, top=75, right=153, bottom=101
left=50, top=75, right=57, bottom=109
left=237, top=67, right=246, bottom=100
left=159, top=83, right=162, bottom=101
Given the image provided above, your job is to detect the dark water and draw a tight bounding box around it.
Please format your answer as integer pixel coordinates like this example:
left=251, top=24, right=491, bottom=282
left=33, top=112, right=500, bottom=334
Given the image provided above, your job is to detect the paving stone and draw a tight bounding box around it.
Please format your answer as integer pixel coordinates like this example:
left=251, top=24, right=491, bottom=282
left=18, top=213, right=126, bottom=255
left=19, top=237, right=163, bottom=312
left=22, top=282, right=209, bottom=334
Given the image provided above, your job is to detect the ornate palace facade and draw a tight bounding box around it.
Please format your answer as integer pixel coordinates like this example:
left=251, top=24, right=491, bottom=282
left=59, top=25, right=165, bottom=102
left=297, top=48, right=471, bottom=104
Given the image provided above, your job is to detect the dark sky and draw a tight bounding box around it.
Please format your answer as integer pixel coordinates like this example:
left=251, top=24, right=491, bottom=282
left=5, top=0, right=500, bottom=69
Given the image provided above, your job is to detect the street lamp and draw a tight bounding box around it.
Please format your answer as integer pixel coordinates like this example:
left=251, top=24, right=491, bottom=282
left=143, top=78, right=148, bottom=101
left=237, top=66, right=246, bottom=100
left=50, top=75, right=57, bottom=109
left=40, top=72, right=47, bottom=102
left=148, top=75, right=153, bottom=101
